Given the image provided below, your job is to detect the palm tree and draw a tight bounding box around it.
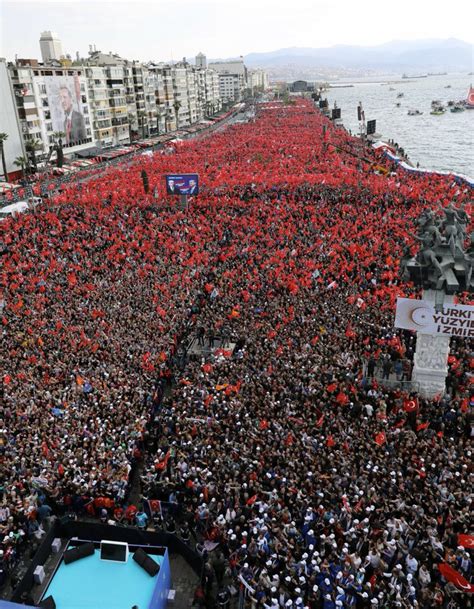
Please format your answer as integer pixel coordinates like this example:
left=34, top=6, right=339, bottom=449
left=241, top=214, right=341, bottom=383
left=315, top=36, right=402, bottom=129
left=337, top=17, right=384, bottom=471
left=173, top=101, right=182, bottom=130
left=137, top=110, right=147, bottom=139
left=14, top=156, right=28, bottom=179
left=52, top=132, right=65, bottom=168
left=205, top=101, right=215, bottom=118
left=127, top=113, right=137, bottom=142
left=25, top=138, right=43, bottom=172
left=0, top=133, right=8, bottom=183
left=155, top=108, right=165, bottom=135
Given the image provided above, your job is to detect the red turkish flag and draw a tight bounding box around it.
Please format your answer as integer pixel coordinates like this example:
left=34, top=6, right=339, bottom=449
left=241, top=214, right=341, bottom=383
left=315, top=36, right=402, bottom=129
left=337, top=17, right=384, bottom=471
left=416, top=422, right=429, bottom=431
left=374, top=432, right=386, bottom=446
left=148, top=499, right=161, bottom=516
left=438, top=563, right=474, bottom=592
left=315, top=414, right=325, bottom=427
left=345, top=325, right=356, bottom=339
left=326, top=435, right=336, bottom=448
left=67, top=272, right=77, bottom=287
left=458, top=534, right=474, bottom=549
left=336, top=391, right=349, bottom=406
left=155, top=450, right=171, bottom=471
left=246, top=494, right=258, bottom=506
left=403, top=398, right=418, bottom=413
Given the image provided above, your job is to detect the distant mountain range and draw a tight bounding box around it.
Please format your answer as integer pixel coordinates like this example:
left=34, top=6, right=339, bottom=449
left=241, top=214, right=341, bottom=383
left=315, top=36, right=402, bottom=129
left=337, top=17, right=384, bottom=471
left=238, top=39, right=473, bottom=78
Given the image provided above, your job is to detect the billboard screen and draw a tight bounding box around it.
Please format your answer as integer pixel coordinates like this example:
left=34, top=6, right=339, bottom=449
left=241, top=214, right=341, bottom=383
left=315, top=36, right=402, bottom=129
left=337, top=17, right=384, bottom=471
left=367, top=119, right=376, bottom=135
left=44, top=75, right=87, bottom=146
left=165, top=173, right=199, bottom=195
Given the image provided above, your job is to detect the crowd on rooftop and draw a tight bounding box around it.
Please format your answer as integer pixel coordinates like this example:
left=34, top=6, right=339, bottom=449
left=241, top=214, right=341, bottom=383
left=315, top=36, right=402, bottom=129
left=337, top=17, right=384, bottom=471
left=0, top=99, right=472, bottom=608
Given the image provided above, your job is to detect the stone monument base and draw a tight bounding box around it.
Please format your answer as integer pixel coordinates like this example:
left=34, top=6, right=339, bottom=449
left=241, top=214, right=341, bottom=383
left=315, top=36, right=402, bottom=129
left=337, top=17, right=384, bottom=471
left=411, top=291, right=452, bottom=399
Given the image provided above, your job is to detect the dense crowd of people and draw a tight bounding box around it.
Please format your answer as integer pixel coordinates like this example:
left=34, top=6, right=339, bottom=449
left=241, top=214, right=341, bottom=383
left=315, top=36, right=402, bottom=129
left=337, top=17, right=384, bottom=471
left=0, top=98, right=472, bottom=608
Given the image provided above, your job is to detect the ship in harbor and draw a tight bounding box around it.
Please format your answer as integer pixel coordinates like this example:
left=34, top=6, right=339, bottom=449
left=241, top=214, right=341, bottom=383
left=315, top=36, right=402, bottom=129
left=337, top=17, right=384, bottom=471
left=402, top=73, right=428, bottom=79
left=466, top=85, right=474, bottom=109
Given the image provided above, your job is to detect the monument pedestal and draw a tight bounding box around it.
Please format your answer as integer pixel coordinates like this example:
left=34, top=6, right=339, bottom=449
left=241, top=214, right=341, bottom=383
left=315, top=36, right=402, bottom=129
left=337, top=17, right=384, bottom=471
left=412, top=291, right=453, bottom=398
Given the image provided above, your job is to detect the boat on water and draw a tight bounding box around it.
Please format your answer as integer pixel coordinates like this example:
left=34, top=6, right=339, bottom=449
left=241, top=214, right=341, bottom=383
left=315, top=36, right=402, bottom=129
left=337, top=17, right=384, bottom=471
left=430, top=107, right=446, bottom=115
left=407, top=109, right=423, bottom=116
left=389, top=87, right=395, bottom=91
left=402, top=73, right=427, bottom=79
left=445, top=85, right=451, bottom=89
left=396, top=93, right=404, bottom=98
left=396, top=102, right=401, bottom=107
left=466, top=85, right=474, bottom=109
left=450, top=105, right=465, bottom=113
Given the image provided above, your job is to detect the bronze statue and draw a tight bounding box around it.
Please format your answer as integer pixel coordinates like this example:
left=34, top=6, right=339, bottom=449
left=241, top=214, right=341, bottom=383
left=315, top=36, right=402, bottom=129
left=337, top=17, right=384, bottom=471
left=402, top=203, right=472, bottom=294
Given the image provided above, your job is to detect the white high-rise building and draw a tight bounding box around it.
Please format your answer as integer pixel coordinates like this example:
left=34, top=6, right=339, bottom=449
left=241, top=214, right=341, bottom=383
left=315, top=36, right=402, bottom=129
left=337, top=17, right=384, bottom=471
left=195, top=53, right=207, bottom=69
left=39, top=31, right=64, bottom=63
left=208, top=58, right=247, bottom=103
left=0, top=59, right=25, bottom=180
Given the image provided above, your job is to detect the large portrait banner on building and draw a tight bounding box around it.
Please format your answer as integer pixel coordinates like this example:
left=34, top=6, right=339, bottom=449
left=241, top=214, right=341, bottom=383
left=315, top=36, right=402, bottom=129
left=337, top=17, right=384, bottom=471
left=44, top=75, right=86, bottom=146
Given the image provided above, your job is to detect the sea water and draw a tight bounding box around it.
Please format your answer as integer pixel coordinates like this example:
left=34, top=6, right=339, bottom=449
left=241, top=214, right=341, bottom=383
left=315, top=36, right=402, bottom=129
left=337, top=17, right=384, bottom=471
left=324, top=73, right=474, bottom=177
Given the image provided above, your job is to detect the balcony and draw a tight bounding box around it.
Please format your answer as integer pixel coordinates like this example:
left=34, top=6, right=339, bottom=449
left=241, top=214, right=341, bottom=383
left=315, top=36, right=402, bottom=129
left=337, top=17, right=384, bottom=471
left=94, top=125, right=112, bottom=136
left=109, top=99, right=126, bottom=108
left=111, top=117, right=128, bottom=126
left=94, top=119, right=112, bottom=130
left=95, top=111, right=112, bottom=120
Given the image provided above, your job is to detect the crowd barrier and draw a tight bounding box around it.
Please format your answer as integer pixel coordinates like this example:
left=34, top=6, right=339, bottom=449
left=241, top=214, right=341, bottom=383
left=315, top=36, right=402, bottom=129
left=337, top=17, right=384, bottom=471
left=381, top=149, right=474, bottom=189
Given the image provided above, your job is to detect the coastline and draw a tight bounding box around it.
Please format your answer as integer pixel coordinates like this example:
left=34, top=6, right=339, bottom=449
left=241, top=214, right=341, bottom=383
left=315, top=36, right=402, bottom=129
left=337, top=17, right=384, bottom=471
left=324, top=74, right=474, bottom=177
left=379, top=146, right=474, bottom=187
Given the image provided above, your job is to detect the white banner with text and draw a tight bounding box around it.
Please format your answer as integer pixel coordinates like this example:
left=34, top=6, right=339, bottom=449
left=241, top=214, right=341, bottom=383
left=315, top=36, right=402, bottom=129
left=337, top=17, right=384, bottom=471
left=395, top=298, right=474, bottom=337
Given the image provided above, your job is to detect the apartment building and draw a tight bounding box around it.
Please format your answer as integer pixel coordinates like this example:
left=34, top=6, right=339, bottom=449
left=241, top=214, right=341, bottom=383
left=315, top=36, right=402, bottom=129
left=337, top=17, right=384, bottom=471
left=208, top=58, right=248, bottom=104
left=0, top=33, right=268, bottom=175
left=84, top=66, right=113, bottom=148
left=247, top=68, right=269, bottom=93
left=8, top=59, right=94, bottom=167
left=0, top=59, right=26, bottom=179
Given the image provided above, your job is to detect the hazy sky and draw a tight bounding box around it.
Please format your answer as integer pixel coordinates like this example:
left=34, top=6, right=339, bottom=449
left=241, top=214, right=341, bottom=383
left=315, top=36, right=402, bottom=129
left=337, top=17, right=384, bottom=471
left=1, top=0, right=472, bottom=62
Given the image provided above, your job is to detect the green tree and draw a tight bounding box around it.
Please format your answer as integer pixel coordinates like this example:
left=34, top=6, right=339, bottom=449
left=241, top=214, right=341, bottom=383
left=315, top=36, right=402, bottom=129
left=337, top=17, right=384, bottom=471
left=155, top=108, right=165, bottom=135
left=173, top=101, right=182, bottom=130
left=25, top=138, right=43, bottom=172
left=52, top=132, right=65, bottom=168
left=137, top=110, right=147, bottom=139
left=128, top=113, right=137, bottom=142
left=0, top=133, right=9, bottom=183
left=14, top=155, right=28, bottom=178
